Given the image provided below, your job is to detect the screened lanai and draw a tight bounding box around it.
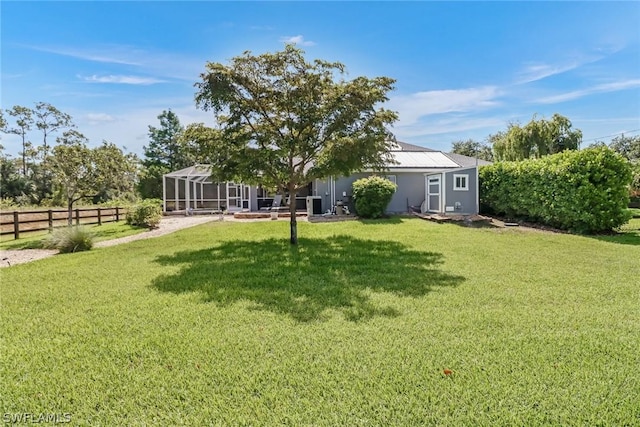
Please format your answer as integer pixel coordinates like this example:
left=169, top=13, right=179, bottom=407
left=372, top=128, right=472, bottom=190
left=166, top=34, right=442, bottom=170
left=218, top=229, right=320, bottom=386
left=162, top=165, right=251, bottom=213
left=163, top=165, right=323, bottom=214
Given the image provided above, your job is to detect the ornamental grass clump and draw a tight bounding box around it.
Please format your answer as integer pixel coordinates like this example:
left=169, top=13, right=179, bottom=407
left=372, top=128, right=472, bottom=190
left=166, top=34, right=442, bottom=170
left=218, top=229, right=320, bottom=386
left=42, top=226, right=94, bottom=253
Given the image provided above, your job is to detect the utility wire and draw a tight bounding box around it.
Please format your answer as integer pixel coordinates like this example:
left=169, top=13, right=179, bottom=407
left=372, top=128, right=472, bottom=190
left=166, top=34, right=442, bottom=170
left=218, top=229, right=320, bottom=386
left=582, top=128, right=640, bottom=144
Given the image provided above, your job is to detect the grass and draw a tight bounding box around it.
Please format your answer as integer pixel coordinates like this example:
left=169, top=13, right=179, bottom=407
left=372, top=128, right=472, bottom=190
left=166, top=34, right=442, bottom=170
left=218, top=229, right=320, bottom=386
left=0, top=221, right=147, bottom=250
left=1, top=218, right=639, bottom=425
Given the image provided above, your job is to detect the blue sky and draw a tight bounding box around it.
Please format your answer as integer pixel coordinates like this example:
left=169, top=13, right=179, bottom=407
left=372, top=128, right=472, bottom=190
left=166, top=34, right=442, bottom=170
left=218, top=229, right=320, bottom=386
left=2, top=1, right=639, bottom=157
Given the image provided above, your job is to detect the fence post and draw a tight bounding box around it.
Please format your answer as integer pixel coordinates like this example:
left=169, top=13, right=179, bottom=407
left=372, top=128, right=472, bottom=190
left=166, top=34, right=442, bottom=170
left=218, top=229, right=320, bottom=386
left=48, top=210, right=53, bottom=232
left=97, top=207, right=102, bottom=226
left=75, top=209, right=80, bottom=225
left=116, top=207, right=120, bottom=222
left=13, top=211, right=20, bottom=240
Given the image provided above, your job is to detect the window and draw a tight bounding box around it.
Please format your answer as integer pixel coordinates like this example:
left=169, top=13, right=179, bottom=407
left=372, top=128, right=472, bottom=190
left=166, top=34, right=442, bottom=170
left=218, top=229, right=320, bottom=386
left=453, top=174, right=468, bottom=191
left=385, top=175, right=397, bottom=185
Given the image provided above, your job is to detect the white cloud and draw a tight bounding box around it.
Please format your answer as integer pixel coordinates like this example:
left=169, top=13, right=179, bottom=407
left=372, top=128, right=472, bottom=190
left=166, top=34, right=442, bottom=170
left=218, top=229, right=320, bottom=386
left=86, top=113, right=116, bottom=125
left=25, top=44, right=143, bottom=66
left=393, top=116, right=506, bottom=139
left=80, top=74, right=166, bottom=85
left=69, top=100, right=215, bottom=155
left=515, top=45, right=626, bottom=85
left=516, top=62, right=584, bottom=84
left=280, top=35, right=316, bottom=46
left=23, top=43, right=205, bottom=81
left=388, top=86, right=502, bottom=125
left=536, top=79, right=640, bottom=104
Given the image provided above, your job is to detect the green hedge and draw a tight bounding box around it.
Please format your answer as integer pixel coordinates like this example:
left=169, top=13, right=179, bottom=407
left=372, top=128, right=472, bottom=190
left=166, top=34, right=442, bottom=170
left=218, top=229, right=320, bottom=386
left=479, top=147, right=632, bottom=233
left=352, top=176, right=397, bottom=219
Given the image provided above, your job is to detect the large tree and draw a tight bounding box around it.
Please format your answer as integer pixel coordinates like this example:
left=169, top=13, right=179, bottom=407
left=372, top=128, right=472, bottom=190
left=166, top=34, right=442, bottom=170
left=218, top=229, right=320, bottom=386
left=492, top=114, right=582, bottom=161
left=192, top=45, right=397, bottom=244
left=34, top=102, right=74, bottom=155
left=609, top=134, right=640, bottom=163
left=608, top=134, right=640, bottom=198
left=48, top=139, right=137, bottom=224
left=3, top=105, right=34, bottom=175
left=0, top=109, right=6, bottom=132
left=138, top=110, right=190, bottom=199
left=450, top=139, right=494, bottom=161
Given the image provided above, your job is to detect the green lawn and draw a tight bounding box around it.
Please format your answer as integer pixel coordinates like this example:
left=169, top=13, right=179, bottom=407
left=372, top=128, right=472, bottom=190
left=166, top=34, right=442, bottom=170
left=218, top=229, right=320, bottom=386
left=1, top=218, right=639, bottom=425
left=0, top=221, right=147, bottom=250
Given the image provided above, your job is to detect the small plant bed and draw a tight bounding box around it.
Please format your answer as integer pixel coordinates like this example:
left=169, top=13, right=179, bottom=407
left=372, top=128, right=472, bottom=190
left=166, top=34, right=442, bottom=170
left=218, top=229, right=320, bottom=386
left=0, top=221, right=147, bottom=250
left=411, top=211, right=492, bottom=225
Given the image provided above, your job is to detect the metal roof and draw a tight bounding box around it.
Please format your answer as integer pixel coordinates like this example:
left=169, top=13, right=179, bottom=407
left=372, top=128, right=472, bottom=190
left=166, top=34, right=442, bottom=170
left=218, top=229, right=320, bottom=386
left=395, top=141, right=437, bottom=152
left=389, top=151, right=459, bottom=168
left=442, top=152, right=492, bottom=167
left=164, top=147, right=491, bottom=177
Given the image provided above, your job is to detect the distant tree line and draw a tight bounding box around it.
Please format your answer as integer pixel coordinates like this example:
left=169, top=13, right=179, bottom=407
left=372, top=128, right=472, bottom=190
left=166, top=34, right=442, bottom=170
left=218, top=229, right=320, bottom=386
left=450, top=113, right=583, bottom=162
left=0, top=104, right=211, bottom=209
left=450, top=113, right=639, bottom=199
left=0, top=103, right=138, bottom=213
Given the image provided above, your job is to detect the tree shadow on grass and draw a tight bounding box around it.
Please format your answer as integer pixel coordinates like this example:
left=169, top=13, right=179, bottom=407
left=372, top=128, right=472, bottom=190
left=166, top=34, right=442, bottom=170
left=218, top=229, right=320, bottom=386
left=151, top=236, right=465, bottom=322
left=589, top=228, right=640, bottom=246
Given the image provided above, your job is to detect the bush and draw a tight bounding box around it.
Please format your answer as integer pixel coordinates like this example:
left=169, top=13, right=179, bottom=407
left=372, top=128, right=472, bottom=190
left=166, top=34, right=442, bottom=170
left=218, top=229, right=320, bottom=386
left=630, top=165, right=640, bottom=198
left=126, top=199, right=162, bottom=228
left=42, top=226, right=94, bottom=253
left=0, top=198, right=18, bottom=210
left=352, top=176, right=397, bottom=219
left=479, top=146, right=632, bottom=233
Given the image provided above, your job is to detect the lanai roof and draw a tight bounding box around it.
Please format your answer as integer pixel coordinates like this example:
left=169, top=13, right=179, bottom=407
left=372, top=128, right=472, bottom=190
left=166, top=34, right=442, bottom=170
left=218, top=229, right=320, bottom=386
left=164, top=164, right=212, bottom=178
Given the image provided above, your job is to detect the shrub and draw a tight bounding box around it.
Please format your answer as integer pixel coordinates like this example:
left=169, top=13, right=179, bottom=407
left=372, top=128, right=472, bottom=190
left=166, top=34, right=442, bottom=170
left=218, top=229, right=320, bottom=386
left=352, top=176, right=397, bottom=219
left=42, top=226, right=94, bottom=253
left=479, top=146, right=632, bottom=233
left=630, top=165, right=640, bottom=198
left=126, top=199, right=162, bottom=228
left=0, top=198, right=18, bottom=210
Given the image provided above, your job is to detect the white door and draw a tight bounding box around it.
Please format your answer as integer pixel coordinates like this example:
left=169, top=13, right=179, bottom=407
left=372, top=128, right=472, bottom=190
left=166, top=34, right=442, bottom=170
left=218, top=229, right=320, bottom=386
left=226, top=183, right=243, bottom=211
left=427, top=175, right=441, bottom=213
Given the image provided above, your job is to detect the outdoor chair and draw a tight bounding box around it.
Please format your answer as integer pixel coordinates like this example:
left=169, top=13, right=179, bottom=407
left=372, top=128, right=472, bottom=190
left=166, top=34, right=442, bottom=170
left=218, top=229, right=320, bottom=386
left=259, top=195, right=283, bottom=211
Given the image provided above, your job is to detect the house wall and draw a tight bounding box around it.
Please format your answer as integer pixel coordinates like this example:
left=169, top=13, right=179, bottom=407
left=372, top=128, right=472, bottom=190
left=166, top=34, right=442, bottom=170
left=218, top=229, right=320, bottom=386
left=314, top=179, right=333, bottom=213
left=333, top=172, right=426, bottom=214
left=442, top=168, right=478, bottom=215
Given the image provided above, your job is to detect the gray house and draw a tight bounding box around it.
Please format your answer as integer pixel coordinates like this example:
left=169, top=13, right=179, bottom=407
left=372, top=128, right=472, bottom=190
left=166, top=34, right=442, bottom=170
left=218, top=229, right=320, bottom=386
left=317, top=142, right=490, bottom=215
left=162, top=142, right=490, bottom=216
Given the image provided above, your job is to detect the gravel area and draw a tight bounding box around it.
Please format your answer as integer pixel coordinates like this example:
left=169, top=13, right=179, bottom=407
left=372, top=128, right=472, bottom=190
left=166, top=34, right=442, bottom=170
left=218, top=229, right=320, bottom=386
left=0, top=215, right=224, bottom=268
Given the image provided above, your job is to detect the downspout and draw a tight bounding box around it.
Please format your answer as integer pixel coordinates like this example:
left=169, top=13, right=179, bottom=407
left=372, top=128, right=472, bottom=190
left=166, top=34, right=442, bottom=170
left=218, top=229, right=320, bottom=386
left=475, top=157, right=479, bottom=215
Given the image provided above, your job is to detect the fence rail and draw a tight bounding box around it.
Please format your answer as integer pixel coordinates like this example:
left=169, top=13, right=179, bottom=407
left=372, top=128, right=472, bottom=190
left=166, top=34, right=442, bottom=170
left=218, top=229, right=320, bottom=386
left=0, top=207, right=127, bottom=239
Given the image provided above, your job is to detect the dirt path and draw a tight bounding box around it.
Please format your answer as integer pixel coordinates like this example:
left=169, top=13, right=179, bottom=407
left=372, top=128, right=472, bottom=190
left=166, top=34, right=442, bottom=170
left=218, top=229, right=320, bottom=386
left=0, top=215, right=225, bottom=268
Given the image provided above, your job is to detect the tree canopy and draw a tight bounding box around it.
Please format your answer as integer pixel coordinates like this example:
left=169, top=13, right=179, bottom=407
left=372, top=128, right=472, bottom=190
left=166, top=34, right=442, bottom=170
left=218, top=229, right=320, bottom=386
left=492, top=114, right=582, bottom=161
left=48, top=139, right=137, bottom=224
left=450, top=139, right=494, bottom=162
left=138, top=110, right=190, bottom=199
left=608, top=134, right=640, bottom=164
left=1, top=102, right=138, bottom=207
left=191, top=45, right=398, bottom=244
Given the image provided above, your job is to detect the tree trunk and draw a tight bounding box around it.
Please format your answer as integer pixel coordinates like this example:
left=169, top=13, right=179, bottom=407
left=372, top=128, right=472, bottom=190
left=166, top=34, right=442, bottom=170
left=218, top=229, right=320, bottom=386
left=67, top=198, right=73, bottom=226
left=289, top=190, right=297, bottom=245
left=22, top=136, right=27, bottom=176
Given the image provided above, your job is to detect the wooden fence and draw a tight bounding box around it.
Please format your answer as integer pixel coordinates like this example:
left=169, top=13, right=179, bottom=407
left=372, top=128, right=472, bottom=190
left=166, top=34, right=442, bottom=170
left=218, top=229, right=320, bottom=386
left=0, top=207, right=127, bottom=240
